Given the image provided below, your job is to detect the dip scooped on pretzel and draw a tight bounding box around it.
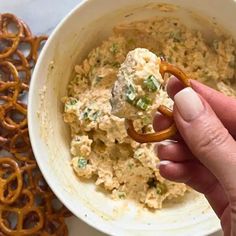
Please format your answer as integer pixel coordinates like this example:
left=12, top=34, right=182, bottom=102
left=110, top=48, right=190, bottom=143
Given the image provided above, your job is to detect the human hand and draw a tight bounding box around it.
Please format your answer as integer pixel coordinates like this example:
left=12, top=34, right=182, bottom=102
left=154, top=77, right=236, bottom=236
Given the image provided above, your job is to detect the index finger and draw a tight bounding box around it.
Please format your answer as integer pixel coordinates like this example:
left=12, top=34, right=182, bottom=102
left=167, top=77, right=236, bottom=136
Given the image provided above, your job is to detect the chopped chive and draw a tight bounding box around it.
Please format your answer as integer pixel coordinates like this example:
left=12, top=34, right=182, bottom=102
left=112, top=62, right=120, bottom=68
left=91, top=111, right=100, bottom=121
left=81, top=107, right=100, bottom=121
left=229, top=61, right=235, bottom=68
left=213, top=40, right=219, bottom=51
left=95, top=76, right=103, bottom=83
left=110, top=43, right=119, bottom=55
left=77, top=158, right=87, bottom=169
left=136, top=97, right=151, bottom=111
left=173, top=45, right=178, bottom=51
left=144, top=75, right=160, bottom=92
left=67, top=98, right=77, bottom=106
left=118, top=192, right=126, bottom=199
left=156, top=182, right=168, bottom=195
left=81, top=107, right=92, bottom=120
left=125, top=84, right=136, bottom=104
left=170, top=31, right=182, bottom=43
left=128, top=163, right=133, bottom=169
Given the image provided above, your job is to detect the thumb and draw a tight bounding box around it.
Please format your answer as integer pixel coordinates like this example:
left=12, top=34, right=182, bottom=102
left=173, top=87, right=236, bottom=196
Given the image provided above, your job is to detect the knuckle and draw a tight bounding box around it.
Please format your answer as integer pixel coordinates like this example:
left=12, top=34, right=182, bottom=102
left=196, top=120, right=230, bottom=154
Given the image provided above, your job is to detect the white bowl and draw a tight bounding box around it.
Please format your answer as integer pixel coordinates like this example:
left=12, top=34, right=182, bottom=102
left=28, top=0, right=236, bottom=235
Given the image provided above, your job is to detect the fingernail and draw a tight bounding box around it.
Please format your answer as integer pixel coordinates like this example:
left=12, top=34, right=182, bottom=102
left=169, top=76, right=177, bottom=82
left=174, top=88, right=204, bottom=121
left=156, top=160, right=173, bottom=169
left=155, top=141, right=177, bottom=155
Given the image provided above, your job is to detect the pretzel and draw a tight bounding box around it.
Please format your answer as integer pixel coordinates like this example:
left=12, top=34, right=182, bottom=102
left=126, top=60, right=191, bottom=143
left=0, top=13, right=70, bottom=235
left=0, top=62, right=28, bottom=132
left=25, top=35, right=48, bottom=63
left=0, top=14, right=23, bottom=59
left=0, top=158, right=23, bottom=204
left=39, top=215, right=68, bottom=236
left=9, top=129, right=33, bottom=162
left=0, top=189, right=44, bottom=235
left=8, top=50, right=31, bottom=87
left=0, top=13, right=47, bottom=65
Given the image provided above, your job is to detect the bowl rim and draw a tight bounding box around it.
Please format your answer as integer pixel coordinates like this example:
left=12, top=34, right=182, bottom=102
left=28, top=1, right=115, bottom=235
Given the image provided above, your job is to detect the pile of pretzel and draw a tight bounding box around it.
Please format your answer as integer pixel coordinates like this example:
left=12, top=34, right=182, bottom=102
left=0, top=13, right=70, bottom=235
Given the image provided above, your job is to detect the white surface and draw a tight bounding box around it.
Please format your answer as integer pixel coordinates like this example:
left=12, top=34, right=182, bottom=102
left=1, top=0, right=225, bottom=235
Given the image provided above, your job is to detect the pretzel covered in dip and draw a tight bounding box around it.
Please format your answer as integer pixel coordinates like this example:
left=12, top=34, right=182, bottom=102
left=111, top=48, right=190, bottom=143
left=0, top=13, right=70, bottom=235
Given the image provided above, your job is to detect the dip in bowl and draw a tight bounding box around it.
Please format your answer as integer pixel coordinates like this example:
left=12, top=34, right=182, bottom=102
left=29, top=0, right=236, bottom=235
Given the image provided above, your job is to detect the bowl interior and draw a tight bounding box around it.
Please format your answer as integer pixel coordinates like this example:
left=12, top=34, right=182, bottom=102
left=29, top=0, right=236, bottom=235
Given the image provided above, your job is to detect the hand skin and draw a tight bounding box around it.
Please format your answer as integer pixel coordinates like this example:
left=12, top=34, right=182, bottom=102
left=153, top=77, right=236, bottom=236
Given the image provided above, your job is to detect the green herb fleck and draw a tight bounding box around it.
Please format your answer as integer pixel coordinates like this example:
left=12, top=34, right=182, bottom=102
left=144, top=75, right=160, bottom=92
left=173, top=45, right=178, bottom=51
left=136, top=97, right=151, bottom=111
left=128, top=163, right=133, bottom=169
left=141, top=116, right=151, bottom=126
left=81, top=107, right=92, bottom=120
left=66, top=98, right=78, bottom=106
left=118, top=192, right=126, bottom=199
left=95, top=76, right=103, bottom=83
left=78, top=158, right=87, bottom=169
left=110, top=43, right=119, bottom=55
left=166, top=56, right=173, bottom=63
left=112, top=62, right=120, bottom=68
left=81, top=107, right=100, bottom=121
left=69, top=99, right=77, bottom=105
left=91, top=111, right=100, bottom=121
left=229, top=61, right=235, bottom=68
left=126, top=84, right=136, bottom=104
left=65, top=98, right=78, bottom=111
left=170, top=31, right=182, bottom=43
left=156, top=182, right=168, bottom=195
left=213, top=40, right=219, bottom=51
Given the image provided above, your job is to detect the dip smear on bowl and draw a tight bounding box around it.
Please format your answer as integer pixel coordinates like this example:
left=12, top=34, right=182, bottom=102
left=62, top=17, right=236, bottom=209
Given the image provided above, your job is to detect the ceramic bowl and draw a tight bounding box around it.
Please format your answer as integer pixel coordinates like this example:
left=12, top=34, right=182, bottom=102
left=29, top=0, right=236, bottom=235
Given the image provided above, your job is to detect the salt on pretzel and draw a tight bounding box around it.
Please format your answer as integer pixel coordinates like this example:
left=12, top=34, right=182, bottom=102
left=126, top=60, right=191, bottom=143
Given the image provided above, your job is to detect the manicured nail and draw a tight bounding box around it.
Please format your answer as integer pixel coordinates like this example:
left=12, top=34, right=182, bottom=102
left=169, top=76, right=177, bottom=82
left=174, top=88, right=204, bottom=121
left=156, top=160, right=173, bottom=169
left=155, top=141, right=177, bottom=155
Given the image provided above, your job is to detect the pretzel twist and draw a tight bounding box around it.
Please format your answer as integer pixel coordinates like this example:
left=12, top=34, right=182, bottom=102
left=0, top=13, right=70, bottom=235
left=0, top=14, right=24, bottom=60
left=126, top=60, right=191, bottom=143
left=0, top=158, right=23, bottom=204
left=0, top=189, right=44, bottom=235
